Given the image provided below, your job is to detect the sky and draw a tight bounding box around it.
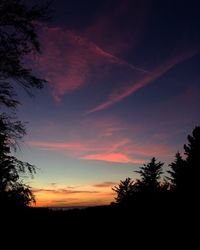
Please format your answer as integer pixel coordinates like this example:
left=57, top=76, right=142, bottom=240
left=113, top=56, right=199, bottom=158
left=15, top=0, right=200, bottom=207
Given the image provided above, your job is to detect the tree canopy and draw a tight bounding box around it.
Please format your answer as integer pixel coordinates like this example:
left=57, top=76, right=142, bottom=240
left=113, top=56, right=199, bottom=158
left=113, top=126, right=200, bottom=206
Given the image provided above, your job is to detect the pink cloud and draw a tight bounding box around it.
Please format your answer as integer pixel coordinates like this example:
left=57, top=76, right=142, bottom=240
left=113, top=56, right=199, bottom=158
left=81, top=116, right=128, bottom=137
left=32, top=22, right=149, bottom=102
left=87, top=49, right=199, bottom=113
left=124, top=143, right=172, bottom=157
left=27, top=133, right=172, bottom=164
left=81, top=152, right=144, bottom=164
left=34, top=26, right=90, bottom=101
left=26, top=116, right=176, bottom=164
left=89, top=43, right=150, bottom=74
left=26, top=138, right=131, bottom=157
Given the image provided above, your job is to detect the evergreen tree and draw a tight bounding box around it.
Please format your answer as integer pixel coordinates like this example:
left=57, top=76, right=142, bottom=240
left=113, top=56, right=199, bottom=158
left=112, top=178, right=136, bottom=204
left=135, top=157, right=163, bottom=194
left=168, top=152, right=187, bottom=192
left=184, top=126, right=200, bottom=193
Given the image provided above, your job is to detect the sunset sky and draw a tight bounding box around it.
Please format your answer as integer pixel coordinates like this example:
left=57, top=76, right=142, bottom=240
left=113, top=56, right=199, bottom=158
left=16, top=0, right=200, bottom=207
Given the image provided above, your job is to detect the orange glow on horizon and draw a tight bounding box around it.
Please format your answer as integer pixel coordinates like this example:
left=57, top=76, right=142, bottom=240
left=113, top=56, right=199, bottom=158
left=33, top=185, right=115, bottom=207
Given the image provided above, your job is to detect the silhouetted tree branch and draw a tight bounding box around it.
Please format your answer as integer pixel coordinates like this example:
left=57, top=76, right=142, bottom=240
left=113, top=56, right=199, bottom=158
left=0, top=118, right=36, bottom=207
left=0, top=0, right=52, bottom=108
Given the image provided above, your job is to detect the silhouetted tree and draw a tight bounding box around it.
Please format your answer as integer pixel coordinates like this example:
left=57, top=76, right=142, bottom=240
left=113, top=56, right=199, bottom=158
left=135, top=157, right=163, bottom=194
left=184, top=126, right=200, bottom=167
left=167, top=152, right=187, bottom=192
left=184, top=126, right=200, bottom=194
left=0, top=0, right=51, bottom=207
left=0, top=0, right=51, bottom=108
left=0, top=116, right=35, bottom=208
left=112, top=178, right=136, bottom=204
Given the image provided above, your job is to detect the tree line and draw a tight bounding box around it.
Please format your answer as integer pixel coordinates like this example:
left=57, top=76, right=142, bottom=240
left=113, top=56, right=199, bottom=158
left=113, top=126, right=200, bottom=206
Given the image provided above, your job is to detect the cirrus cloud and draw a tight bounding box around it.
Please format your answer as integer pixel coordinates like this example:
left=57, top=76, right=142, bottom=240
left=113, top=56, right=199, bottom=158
left=87, top=49, right=199, bottom=113
left=33, top=24, right=148, bottom=102
left=81, top=152, right=144, bottom=164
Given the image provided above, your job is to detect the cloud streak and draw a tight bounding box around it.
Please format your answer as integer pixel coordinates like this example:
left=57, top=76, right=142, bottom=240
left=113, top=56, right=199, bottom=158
left=26, top=115, right=175, bottom=164
left=33, top=188, right=99, bottom=195
left=81, top=152, right=144, bottom=164
left=27, top=141, right=86, bottom=151
left=27, top=135, right=171, bottom=164
left=87, top=49, right=199, bottom=113
left=34, top=24, right=148, bottom=102
left=92, top=182, right=117, bottom=188
left=27, top=138, right=145, bottom=164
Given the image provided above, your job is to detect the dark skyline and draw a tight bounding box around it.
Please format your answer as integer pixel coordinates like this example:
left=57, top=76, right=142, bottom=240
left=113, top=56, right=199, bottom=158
left=17, top=0, right=200, bottom=207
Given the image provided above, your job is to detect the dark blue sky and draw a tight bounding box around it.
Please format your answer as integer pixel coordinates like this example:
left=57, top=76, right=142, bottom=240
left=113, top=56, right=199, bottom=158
left=20, top=0, right=200, bottom=207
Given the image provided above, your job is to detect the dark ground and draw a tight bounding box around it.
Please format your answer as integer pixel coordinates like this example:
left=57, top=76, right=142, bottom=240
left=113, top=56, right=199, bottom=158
left=1, top=197, right=198, bottom=248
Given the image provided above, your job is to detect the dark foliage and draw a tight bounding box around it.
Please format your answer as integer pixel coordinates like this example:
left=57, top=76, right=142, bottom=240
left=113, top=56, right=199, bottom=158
left=168, top=152, right=187, bottom=192
left=0, top=115, right=35, bottom=208
left=112, top=177, right=136, bottom=204
left=113, top=158, right=164, bottom=206
left=135, top=157, right=163, bottom=194
left=184, top=126, right=200, bottom=194
left=0, top=0, right=51, bottom=108
left=0, top=0, right=51, bottom=208
left=113, top=126, right=200, bottom=207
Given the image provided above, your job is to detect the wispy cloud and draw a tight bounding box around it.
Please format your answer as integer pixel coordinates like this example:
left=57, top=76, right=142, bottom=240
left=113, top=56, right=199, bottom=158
left=27, top=133, right=171, bottom=164
left=124, top=143, right=172, bottom=157
left=81, top=116, right=128, bottom=137
left=27, top=141, right=86, bottom=151
left=87, top=49, right=199, bottom=113
left=26, top=114, right=176, bottom=164
left=27, top=138, right=145, bottom=164
left=92, top=182, right=117, bottom=188
left=81, top=152, right=144, bottom=164
left=34, top=26, right=90, bottom=101
left=33, top=188, right=99, bottom=195
left=33, top=24, right=148, bottom=102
